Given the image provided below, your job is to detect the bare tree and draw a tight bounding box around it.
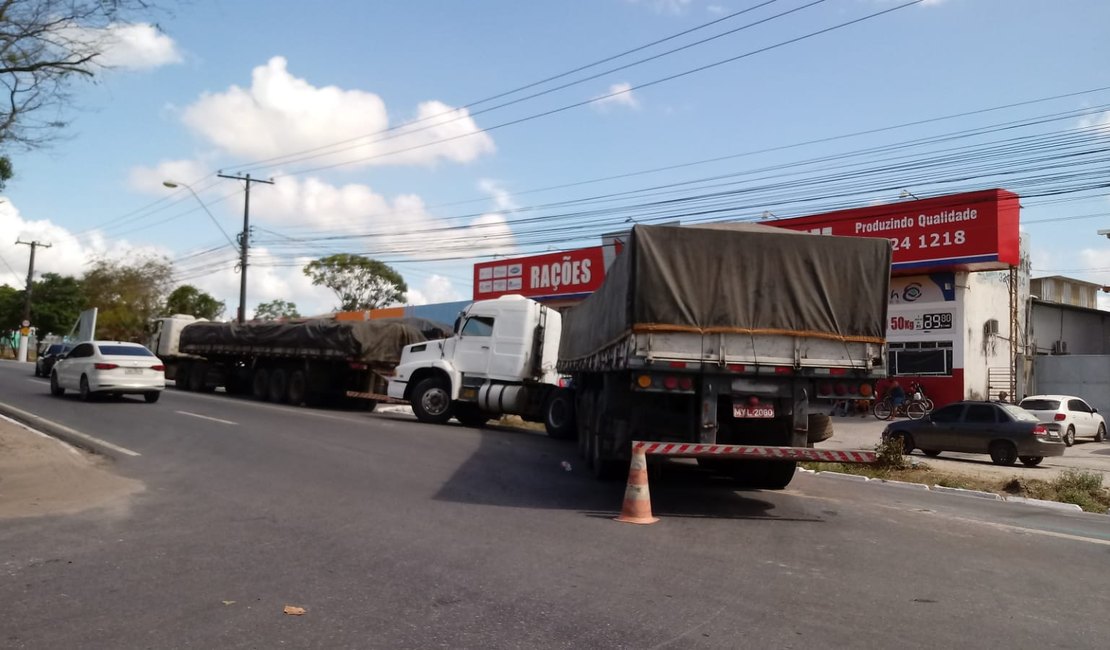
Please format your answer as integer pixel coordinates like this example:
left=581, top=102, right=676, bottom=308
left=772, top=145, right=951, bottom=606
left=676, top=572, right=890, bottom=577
left=0, top=1, right=160, bottom=186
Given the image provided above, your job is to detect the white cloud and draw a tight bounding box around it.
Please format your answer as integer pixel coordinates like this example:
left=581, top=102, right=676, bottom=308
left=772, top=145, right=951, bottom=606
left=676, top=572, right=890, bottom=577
left=1078, top=110, right=1110, bottom=135
left=248, top=175, right=518, bottom=260
left=0, top=197, right=169, bottom=298
left=405, top=275, right=464, bottom=306
left=706, top=5, right=727, bottom=15
left=61, top=22, right=182, bottom=71
left=592, top=82, right=640, bottom=112
left=180, top=56, right=495, bottom=169
left=127, top=158, right=212, bottom=194
left=627, top=0, right=694, bottom=15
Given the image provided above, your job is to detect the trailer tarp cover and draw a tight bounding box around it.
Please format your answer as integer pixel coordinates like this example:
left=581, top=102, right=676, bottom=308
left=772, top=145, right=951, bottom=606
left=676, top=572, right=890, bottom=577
left=559, top=223, right=891, bottom=361
left=180, top=317, right=451, bottom=364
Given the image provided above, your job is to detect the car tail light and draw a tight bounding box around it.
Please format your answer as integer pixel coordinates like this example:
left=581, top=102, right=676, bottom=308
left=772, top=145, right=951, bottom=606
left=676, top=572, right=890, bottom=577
left=1033, top=424, right=1048, bottom=437
left=663, top=376, right=678, bottom=390
left=150, top=364, right=165, bottom=371
left=678, top=376, right=693, bottom=391
left=94, top=363, right=118, bottom=370
left=1053, top=413, right=1066, bottom=421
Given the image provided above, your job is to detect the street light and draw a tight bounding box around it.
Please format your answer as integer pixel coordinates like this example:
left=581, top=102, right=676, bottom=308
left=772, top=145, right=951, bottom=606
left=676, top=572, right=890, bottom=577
left=1097, top=228, right=1110, bottom=240
left=162, top=181, right=239, bottom=253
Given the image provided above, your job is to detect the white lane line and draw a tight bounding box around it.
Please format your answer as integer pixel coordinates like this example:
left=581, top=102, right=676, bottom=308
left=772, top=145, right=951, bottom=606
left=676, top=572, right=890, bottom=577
left=175, top=410, right=237, bottom=426
left=0, top=401, right=141, bottom=457
left=171, top=389, right=376, bottom=425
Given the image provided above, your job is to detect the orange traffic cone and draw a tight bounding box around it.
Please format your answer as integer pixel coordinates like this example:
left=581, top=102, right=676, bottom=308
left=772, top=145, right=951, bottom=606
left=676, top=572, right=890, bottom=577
left=615, top=447, right=659, bottom=525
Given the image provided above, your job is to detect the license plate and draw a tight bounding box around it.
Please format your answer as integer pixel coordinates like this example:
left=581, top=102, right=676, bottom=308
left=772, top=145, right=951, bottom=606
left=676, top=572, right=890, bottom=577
left=125, top=368, right=142, bottom=375
left=733, top=405, right=774, bottom=418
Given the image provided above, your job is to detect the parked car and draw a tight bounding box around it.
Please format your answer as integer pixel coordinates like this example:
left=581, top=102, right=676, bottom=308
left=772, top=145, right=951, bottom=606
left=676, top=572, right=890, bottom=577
left=1018, top=394, right=1106, bottom=446
left=881, top=400, right=1065, bottom=467
left=50, top=341, right=165, bottom=403
left=34, top=343, right=71, bottom=377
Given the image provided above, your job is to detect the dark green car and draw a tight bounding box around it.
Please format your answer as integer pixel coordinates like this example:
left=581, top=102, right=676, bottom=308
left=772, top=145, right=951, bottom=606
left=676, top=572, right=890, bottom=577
left=881, top=401, right=1066, bottom=467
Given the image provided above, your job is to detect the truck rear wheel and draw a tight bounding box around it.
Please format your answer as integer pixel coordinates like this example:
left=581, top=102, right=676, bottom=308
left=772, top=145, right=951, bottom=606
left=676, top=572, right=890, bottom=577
left=588, top=428, right=622, bottom=480
left=543, top=388, right=577, bottom=440
left=268, top=369, right=289, bottom=403
left=176, top=362, right=193, bottom=391
left=287, top=369, right=307, bottom=406
left=252, top=369, right=269, bottom=401
left=412, top=377, right=453, bottom=424
left=188, top=363, right=209, bottom=392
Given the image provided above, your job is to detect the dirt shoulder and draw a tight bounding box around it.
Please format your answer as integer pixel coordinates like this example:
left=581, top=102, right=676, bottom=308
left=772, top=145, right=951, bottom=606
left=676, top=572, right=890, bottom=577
left=0, top=416, right=143, bottom=520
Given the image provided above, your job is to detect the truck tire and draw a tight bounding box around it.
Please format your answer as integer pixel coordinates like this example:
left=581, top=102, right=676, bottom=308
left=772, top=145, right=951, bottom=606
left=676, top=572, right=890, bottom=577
left=188, top=363, right=208, bottom=392
left=724, top=460, right=797, bottom=490
left=252, top=369, right=270, bottom=401
left=543, top=388, right=577, bottom=439
left=268, top=369, right=289, bottom=403
left=412, top=377, right=453, bottom=424
left=588, top=428, right=622, bottom=480
left=454, top=403, right=489, bottom=427
left=807, top=413, right=834, bottom=446
left=287, top=369, right=307, bottom=406
left=176, top=362, right=193, bottom=391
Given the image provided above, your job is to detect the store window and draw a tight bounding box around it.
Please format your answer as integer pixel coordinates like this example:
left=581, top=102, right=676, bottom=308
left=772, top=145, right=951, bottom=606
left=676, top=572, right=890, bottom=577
left=888, top=340, right=954, bottom=376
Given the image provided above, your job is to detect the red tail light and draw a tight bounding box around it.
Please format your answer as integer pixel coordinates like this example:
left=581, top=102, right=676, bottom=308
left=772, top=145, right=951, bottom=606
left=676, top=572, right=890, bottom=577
left=150, top=364, right=165, bottom=371
left=829, top=367, right=848, bottom=377
left=663, top=376, right=678, bottom=390
left=1033, top=424, right=1048, bottom=437
left=1053, top=413, right=1066, bottom=421
left=94, top=363, right=118, bottom=370
left=817, top=382, right=832, bottom=396
left=727, top=364, right=746, bottom=373
left=774, top=366, right=792, bottom=375
left=668, top=361, right=687, bottom=369
left=833, top=383, right=847, bottom=396
left=678, top=377, right=693, bottom=391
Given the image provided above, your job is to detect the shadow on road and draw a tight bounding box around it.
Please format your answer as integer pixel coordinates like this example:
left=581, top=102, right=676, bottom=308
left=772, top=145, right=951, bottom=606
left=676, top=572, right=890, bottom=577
left=429, top=424, right=819, bottom=523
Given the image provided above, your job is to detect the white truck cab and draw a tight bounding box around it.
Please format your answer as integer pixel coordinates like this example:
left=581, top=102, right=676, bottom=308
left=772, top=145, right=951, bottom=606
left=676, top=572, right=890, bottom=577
left=388, top=295, right=573, bottom=436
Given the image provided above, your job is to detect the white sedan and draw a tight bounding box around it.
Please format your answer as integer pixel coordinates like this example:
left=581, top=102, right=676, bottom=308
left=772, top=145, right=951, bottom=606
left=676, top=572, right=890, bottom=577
left=1019, top=394, right=1106, bottom=446
left=50, top=341, right=166, bottom=403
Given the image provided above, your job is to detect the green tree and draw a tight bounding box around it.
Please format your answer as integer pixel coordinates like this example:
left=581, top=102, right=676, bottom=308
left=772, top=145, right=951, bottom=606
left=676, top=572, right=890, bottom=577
left=82, top=256, right=174, bottom=341
left=165, top=285, right=225, bottom=320
left=0, top=2, right=166, bottom=185
left=303, top=254, right=407, bottom=311
left=253, top=299, right=300, bottom=321
left=0, top=284, right=21, bottom=329
left=29, top=273, right=84, bottom=336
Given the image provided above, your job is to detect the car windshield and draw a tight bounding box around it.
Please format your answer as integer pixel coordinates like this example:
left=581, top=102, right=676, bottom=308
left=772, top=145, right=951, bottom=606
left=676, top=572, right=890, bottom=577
left=1001, top=403, right=1040, bottom=422
left=98, top=345, right=155, bottom=357
left=46, top=344, right=65, bottom=354
left=1020, top=399, right=1060, bottom=411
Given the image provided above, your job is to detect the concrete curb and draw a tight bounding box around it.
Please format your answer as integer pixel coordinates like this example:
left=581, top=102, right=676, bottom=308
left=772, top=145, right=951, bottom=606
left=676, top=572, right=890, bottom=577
left=1003, top=496, right=1084, bottom=512
left=929, top=485, right=1003, bottom=500
left=0, top=400, right=137, bottom=460
left=803, top=468, right=1099, bottom=514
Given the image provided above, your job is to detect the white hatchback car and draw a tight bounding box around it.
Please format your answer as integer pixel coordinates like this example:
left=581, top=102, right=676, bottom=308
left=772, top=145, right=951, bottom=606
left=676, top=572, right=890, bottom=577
left=1018, top=394, right=1106, bottom=446
left=50, top=340, right=166, bottom=403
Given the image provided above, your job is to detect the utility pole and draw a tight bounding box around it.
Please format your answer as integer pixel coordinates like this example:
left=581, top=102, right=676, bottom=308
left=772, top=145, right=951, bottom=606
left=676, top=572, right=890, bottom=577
left=15, top=239, right=51, bottom=362
left=218, top=173, right=273, bottom=323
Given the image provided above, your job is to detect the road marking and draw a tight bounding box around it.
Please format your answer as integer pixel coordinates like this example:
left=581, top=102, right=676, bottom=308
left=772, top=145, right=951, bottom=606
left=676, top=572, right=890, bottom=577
left=0, top=400, right=141, bottom=457
left=175, top=410, right=237, bottom=426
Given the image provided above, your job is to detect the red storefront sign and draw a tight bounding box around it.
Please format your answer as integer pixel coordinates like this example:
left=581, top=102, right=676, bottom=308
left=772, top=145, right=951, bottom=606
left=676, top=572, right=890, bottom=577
left=765, top=188, right=1020, bottom=273
left=473, top=246, right=606, bottom=300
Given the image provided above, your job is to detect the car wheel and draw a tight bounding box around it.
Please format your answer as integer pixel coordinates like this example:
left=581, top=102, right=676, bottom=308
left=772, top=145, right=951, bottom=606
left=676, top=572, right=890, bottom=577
left=922, top=449, right=941, bottom=458
left=411, top=377, right=453, bottom=424
left=144, top=391, right=161, bottom=404
left=989, top=440, right=1018, bottom=466
left=50, top=372, right=65, bottom=397
left=79, top=375, right=93, bottom=402
left=1095, top=423, right=1106, bottom=443
left=1063, top=425, right=1075, bottom=447
left=1019, top=456, right=1043, bottom=467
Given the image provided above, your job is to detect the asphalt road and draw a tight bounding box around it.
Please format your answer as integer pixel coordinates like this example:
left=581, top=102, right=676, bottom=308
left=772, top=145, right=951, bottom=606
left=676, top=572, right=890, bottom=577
left=2, top=359, right=1109, bottom=649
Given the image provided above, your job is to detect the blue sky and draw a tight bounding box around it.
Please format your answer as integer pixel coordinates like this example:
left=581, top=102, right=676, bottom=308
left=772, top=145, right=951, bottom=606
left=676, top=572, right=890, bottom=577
left=1, top=0, right=1108, bottom=317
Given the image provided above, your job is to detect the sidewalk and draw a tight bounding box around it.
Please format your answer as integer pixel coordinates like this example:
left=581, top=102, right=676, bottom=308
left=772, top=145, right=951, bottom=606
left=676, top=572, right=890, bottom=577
left=0, top=416, right=142, bottom=519
left=822, top=413, right=1110, bottom=482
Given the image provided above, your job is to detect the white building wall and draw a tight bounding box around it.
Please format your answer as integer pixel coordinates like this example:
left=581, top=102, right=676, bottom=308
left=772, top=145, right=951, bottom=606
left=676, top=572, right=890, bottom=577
left=961, top=270, right=1015, bottom=399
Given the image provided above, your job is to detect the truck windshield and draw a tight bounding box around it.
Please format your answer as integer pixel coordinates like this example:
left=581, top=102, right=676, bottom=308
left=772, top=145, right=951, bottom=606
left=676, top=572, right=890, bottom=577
left=461, top=316, right=495, bottom=337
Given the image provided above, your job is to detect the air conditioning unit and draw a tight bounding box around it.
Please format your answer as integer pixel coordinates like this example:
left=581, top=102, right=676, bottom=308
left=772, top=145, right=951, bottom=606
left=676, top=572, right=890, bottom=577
left=984, top=319, right=999, bottom=335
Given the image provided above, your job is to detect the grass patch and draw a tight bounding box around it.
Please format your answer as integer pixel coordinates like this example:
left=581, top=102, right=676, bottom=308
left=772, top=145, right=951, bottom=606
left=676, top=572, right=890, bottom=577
left=804, top=444, right=1110, bottom=513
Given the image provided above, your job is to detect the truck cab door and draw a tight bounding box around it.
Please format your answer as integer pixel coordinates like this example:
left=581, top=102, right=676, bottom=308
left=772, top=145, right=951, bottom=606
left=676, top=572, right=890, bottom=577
left=452, top=315, right=496, bottom=378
